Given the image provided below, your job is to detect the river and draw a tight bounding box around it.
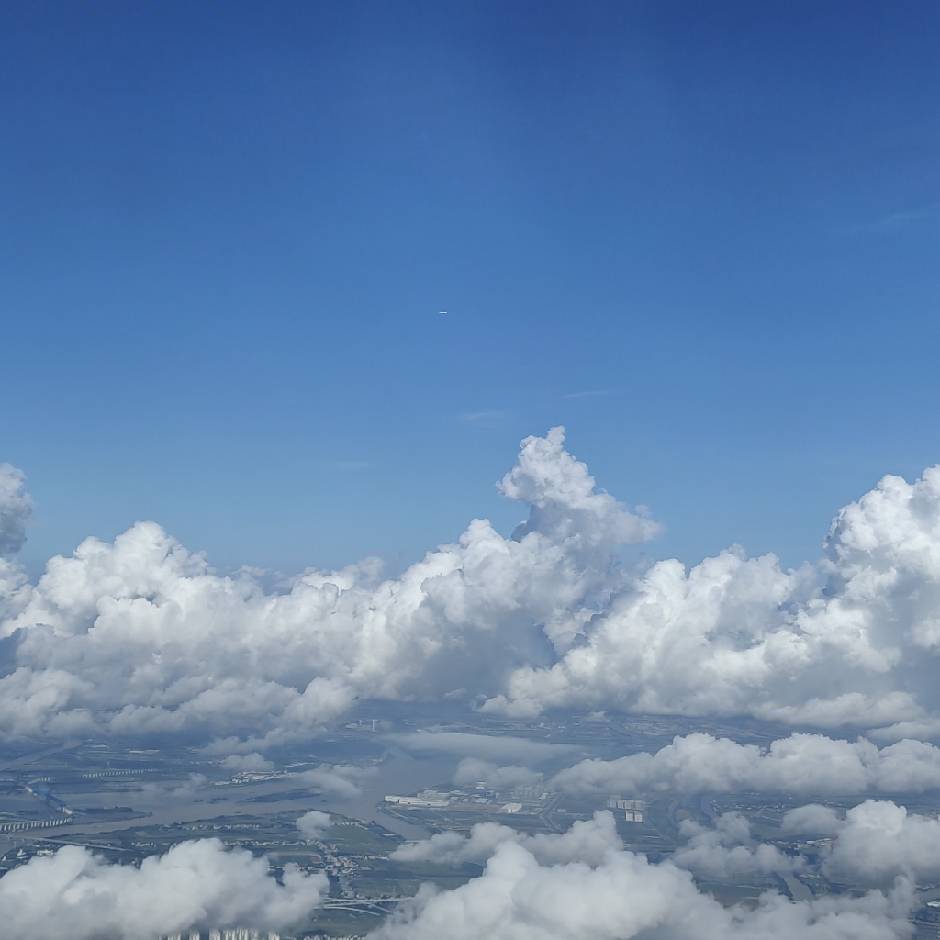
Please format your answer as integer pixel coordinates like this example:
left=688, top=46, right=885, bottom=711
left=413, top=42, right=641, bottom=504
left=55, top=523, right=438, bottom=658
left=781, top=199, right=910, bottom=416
left=7, top=746, right=456, bottom=847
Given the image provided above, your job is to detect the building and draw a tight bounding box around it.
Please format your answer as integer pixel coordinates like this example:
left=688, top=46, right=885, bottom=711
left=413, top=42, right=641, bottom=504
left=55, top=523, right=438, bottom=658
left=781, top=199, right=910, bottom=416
left=161, top=931, right=281, bottom=940
left=607, top=796, right=645, bottom=823
left=384, top=794, right=449, bottom=808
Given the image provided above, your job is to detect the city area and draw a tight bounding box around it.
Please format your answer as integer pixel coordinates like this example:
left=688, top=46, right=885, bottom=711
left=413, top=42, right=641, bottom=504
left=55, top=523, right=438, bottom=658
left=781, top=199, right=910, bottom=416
left=3, top=703, right=940, bottom=938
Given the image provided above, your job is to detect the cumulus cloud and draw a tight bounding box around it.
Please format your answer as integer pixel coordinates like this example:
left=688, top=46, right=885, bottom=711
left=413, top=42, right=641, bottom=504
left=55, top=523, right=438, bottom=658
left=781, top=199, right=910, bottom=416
left=23, top=812, right=914, bottom=940
left=452, top=757, right=543, bottom=790
left=0, top=429, right=657, bottom=743
left=554, top=732, right=940, bottom=796
left=0, top=464, right=31, bottom=557
left=392, top=811, right=621, bottom=868
left=0, top=557, right=30, bottom=623
left=297, top=810, right=332, bottom=841
left=7, top=432, right=940, bottom=747
left=498, top=426, right=660, bottom=550
left=220, top=752, right=275, bottom=773
left=785, top=799, right=940, bottom=886
left=673, top=813, right=802, bottom=880
left=376, top=815, right=914, bottom=940
left=136, top=773, right=210, bottom=802
left=781, top=803, right=844, bottom=836
left=0, top=838, right=326, bottom=940
left=298, top=763, right=370, bottom=799
left=487, top=463, right=940, bottom=730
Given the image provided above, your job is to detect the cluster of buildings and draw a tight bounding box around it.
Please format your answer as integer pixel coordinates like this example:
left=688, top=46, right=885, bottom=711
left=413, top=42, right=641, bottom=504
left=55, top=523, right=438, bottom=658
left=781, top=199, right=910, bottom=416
left=384, top=789, right=525, bottom=814
left=78, top=767, right=149, bottom=779
left=227, top=770, right=286, bottom=784
left=607, top=796, right=645, bottom=823
left=384, top=778, right=552, bottom=817
left=160, top=931, right=281, bottom=940
left=0, top=815, right=71, bottom=833
left=384, top=790, right=449, bottom=809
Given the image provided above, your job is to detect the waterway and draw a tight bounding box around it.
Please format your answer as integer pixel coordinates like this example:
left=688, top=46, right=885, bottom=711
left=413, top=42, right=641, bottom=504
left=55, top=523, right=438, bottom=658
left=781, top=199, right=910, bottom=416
left=327, top=746, right=455, bottom=840
left=1, top=745, right=456, bottom=850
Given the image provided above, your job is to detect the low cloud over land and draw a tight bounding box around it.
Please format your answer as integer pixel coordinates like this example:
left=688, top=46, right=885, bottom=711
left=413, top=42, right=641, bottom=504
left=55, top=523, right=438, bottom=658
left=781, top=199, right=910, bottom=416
left=378, top=813, right=915, bottom=940
left=0, top=839, right=326, bottom=940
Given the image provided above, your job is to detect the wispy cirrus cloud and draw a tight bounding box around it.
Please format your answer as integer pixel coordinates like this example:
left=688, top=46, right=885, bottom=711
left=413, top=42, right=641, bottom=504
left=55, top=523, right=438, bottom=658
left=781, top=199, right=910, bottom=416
left=847, top=203, right=937, bottom=235
left=459, top=409, right=508, bottom=426
left=562, top=389, right=613, bottom=401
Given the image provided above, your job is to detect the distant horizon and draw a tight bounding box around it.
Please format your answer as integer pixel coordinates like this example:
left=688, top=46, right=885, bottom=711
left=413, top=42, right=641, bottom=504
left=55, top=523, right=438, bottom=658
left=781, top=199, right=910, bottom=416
left=8, top=425, right=940, bottom=589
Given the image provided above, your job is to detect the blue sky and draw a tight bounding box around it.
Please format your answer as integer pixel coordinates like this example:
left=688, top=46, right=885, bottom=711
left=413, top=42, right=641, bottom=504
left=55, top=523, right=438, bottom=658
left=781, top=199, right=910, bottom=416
left=2, top=1, right=939, bottom=576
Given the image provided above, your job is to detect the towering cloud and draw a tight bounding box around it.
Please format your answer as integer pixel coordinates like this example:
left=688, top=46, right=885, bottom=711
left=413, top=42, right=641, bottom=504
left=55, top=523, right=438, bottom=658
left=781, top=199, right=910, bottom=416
left=0, top=839, right=326, bottom=940
left=488, top=462, right=940, bottom=733
left=498, top=426, right=660, bottom=551
left=0, top=430, right=658, bottom=742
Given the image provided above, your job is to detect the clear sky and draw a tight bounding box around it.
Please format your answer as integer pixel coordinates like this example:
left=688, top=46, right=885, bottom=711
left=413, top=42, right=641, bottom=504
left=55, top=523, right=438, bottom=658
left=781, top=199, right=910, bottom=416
left=2, top=1, right=939, bottom=576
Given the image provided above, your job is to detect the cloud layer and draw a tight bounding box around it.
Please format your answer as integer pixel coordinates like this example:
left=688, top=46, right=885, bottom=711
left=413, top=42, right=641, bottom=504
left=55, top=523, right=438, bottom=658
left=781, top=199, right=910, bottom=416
left=378, top=813, right=914, bottom=940
left=554, top=732, right=940, bottom=796
left=0, top=429, right=658, bottom=742
left=3, top=430, right=940, bottom=746
left=487, top=464, right=940, bottom=730
left=6, top=811, right=928, bottom=940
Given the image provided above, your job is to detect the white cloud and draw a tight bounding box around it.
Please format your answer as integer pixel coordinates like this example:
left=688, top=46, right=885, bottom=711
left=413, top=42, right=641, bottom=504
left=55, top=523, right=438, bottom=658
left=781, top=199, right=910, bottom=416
left=6, top=433, right=940, bottom=748
left=785, top=799, right=940, bottom=886
left=488, top=463, right=940, bottom=729
left=297, top=810, right=332, bottom=841
left=376, top=814, right=914, bottom=940
left=673, top=813, right=802, bottom=879
left=459, top=409, right=508, bottom=426
left=554, top=732, right=940, bottom=796
left=453, top=757, right=543, bottom=790
left=0, top=429, right=658, bottom=743
left=498, top=427, right=661, bottom=550
left=0, top=464, right=31, bottom=557
left=392, top=811, right=620, bottom=868
left=0, top=838, right=325, bottom=940
left=780, top=803, right=844, bottom=836
left=298, top=763, right=369, bottom=799
left=220, top=752, right=274, bottom=773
